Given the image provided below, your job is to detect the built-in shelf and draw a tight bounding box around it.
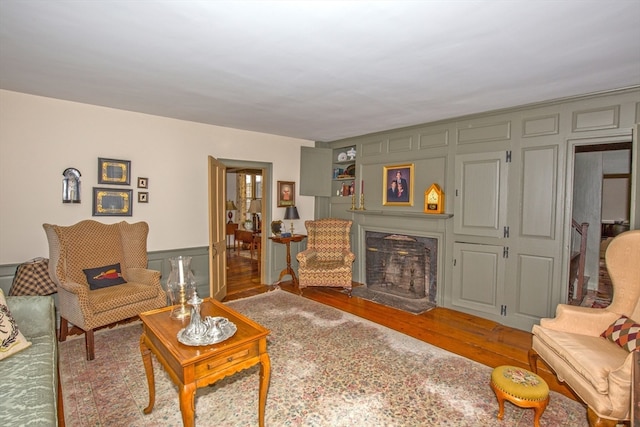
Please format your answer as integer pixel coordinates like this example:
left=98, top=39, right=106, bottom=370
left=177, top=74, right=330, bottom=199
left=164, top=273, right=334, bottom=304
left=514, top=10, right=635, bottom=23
left=346, top=209, right=452, bottom=219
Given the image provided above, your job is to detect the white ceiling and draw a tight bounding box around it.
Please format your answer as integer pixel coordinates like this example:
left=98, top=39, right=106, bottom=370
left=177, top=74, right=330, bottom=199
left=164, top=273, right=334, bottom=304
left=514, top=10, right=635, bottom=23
left=1, top=1, right=639, bottom=142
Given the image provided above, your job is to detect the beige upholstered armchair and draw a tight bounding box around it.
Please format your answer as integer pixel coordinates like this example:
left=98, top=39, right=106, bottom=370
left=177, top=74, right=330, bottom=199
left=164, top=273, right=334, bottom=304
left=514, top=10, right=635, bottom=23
left=296, top=218, right=355, bottom=295
left=44, top=220, right=166, bottom=360
left=529, top=229, right=640, bottom=426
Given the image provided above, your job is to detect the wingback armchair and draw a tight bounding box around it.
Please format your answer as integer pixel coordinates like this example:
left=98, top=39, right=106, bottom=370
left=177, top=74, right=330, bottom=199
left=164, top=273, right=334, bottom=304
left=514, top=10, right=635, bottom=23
left=296, top=218, right=355, bottom=295
left=44, top=220, right=166, bottom=360
left=529, top=229, right=640, bottom=426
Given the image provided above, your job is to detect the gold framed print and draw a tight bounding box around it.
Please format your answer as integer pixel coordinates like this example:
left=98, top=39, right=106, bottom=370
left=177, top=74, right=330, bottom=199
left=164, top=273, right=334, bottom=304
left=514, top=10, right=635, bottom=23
left=277, top=181, right=295, bottom=207
left=383, top=164, right=414, bottom=206
left=98, top=158, right=131, bottom=185
left=93, top=188, right=132, bottom=216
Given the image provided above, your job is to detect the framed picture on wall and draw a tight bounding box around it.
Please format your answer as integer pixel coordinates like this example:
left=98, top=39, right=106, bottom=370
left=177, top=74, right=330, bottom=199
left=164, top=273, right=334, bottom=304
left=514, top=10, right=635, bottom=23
left=383, top=163, right=414, bottom=206
left=98, top=158, right=131, bottom=185
left=92, top=188, right=132, bottom=216
left=277, top=181, right=295, bottom=207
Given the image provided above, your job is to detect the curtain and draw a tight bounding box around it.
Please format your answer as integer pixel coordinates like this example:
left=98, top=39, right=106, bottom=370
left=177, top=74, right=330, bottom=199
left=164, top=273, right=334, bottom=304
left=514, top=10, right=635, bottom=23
left=236, top=173, right=247, bottom=226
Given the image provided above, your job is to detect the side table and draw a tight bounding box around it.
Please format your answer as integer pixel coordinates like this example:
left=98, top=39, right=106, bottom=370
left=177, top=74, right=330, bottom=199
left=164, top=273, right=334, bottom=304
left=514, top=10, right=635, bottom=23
left=269, top=234, right=306, bottom=287
left=226, top=223, right=238, bottom=252
left=139, top=299, right=271, bottom=427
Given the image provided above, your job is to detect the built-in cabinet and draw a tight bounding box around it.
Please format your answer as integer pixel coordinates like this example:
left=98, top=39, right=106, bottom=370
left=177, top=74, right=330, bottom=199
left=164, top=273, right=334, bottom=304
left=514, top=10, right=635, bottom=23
left=331, top=145, right=356, bottom=202
left=453, top=151, right=508, bottom=238
left=301, top=88, right=640, bottom=332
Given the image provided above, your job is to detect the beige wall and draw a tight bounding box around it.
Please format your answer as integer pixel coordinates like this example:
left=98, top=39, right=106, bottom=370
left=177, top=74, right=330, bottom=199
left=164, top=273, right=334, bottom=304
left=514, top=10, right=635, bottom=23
left=0, top=90, right=314, bottom=264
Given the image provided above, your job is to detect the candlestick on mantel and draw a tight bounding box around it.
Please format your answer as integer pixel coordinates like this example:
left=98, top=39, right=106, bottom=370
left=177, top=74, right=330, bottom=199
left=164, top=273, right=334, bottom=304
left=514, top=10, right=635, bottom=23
left=361, top=180, right=364, bottom=193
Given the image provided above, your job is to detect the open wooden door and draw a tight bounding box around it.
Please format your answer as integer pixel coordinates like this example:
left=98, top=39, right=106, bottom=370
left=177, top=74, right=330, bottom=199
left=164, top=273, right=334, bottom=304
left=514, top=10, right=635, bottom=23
left=631, top=124, right=639, bottom=230
left=208, top=155, right=227, bottom=300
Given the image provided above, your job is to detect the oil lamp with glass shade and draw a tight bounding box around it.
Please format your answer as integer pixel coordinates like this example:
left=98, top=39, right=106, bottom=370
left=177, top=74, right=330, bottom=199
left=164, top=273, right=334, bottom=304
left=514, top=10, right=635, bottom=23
left=166, top=256, right=196, bottom=320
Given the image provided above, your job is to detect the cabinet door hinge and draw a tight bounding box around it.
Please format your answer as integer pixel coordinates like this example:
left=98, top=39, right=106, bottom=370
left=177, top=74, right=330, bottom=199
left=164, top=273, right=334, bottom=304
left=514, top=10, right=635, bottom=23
left=506, top=150, right=512, bottom=163
left=456, top=189, right=459, bottom=197
left=503, top=246, right=509, bottom=258
left=500, top=305, right=507, bottom=316
left=453, top=258, right=457, bottom=266
left=503, top=226, right=510, bottom=238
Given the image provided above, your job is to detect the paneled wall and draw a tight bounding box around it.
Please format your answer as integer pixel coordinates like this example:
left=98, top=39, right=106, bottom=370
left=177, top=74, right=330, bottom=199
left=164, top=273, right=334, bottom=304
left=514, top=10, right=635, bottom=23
left=315, top=87, right=640, bottom=331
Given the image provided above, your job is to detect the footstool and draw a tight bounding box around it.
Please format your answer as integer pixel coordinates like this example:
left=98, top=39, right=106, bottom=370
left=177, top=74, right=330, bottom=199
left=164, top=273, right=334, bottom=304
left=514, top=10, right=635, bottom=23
left=490, top=365, right=550, bottom=427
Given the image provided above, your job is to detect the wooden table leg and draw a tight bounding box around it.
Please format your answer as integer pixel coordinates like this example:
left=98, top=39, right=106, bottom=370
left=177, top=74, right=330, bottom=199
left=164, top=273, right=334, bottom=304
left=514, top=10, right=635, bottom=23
left=179, top=383, right=197, bottom=427
left=275, top=240, right=299, bottom=286
left=139, top=334, right=156, bottom=414
left=258, top=353, right=271, bottom=427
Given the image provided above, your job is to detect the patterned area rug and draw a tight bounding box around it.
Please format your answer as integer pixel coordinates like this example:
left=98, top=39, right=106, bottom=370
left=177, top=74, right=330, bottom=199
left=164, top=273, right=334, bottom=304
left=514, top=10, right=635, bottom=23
left=59, top=290, right=588, bottom=426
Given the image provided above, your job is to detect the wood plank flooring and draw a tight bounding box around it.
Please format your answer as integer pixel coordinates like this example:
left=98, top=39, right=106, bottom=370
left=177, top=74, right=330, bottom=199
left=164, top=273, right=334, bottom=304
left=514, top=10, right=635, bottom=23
left=223, top=252, right=581, bottom=402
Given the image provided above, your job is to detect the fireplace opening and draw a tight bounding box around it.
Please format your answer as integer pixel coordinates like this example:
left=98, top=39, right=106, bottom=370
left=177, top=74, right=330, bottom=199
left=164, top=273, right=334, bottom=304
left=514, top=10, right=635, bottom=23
left=358, top=231, right=437, bottom=313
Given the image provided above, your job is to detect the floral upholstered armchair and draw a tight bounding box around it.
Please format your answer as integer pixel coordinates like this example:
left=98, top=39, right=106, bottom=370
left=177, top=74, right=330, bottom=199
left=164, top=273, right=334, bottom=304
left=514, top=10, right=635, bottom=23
left=43, top=220, right=166, bottom=360
left=296, top=218, right=355, bottom=295
left=529, top=229, right=640, bottom=426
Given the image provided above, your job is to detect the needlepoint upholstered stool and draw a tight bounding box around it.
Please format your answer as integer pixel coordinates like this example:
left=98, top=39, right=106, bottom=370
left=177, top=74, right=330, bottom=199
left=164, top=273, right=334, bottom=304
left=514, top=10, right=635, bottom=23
left=490, top=365, right=550, bottom=427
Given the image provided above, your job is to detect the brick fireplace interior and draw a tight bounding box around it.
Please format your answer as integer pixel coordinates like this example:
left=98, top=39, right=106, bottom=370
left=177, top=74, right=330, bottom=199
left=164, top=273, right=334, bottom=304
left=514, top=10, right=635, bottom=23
left=365, top=231, right=437, bottom=306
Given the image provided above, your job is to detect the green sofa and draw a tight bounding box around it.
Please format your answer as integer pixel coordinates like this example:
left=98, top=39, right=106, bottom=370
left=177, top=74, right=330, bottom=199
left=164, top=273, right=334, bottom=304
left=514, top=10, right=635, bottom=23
left=0, top=295, right=63, bottom=425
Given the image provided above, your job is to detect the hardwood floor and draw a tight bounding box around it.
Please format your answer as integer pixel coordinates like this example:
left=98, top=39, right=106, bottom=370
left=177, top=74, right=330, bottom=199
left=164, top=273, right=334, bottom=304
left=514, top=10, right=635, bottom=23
left=223, top=252, right=581, bottom=403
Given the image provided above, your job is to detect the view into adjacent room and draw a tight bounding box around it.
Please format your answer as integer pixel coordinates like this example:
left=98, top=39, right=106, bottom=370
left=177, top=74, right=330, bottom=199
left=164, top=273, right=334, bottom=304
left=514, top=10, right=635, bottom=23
left=570, top=142, right=631, bottom=308
left=226, top=168, right=263, bottom=295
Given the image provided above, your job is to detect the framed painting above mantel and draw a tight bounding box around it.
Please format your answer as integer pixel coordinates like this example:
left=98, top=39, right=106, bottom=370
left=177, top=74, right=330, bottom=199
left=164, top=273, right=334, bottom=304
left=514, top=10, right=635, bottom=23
left=383, top=164, right=414, bottom=206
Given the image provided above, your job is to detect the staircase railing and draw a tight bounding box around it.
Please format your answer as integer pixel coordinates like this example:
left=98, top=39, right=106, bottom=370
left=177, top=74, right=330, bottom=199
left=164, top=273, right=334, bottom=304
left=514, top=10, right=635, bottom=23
left=569, top=219, right=589, bottom=304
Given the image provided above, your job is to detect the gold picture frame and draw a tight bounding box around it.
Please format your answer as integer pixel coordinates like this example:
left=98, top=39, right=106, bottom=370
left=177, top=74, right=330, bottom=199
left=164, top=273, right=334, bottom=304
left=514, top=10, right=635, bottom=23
left=98, top=157, right=131, bottom=185
left=383, top=163, right=414, bottom=206
left=93, top=188, right=132, bottom=216
left=277, top=181, right=295, bottom=207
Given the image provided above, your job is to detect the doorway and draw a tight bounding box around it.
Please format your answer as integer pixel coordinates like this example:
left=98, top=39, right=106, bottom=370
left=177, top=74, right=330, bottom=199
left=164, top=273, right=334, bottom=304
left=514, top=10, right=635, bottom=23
left=570, top=141, right=631, bottom=305
left=221, top=159, right=272, bottom=296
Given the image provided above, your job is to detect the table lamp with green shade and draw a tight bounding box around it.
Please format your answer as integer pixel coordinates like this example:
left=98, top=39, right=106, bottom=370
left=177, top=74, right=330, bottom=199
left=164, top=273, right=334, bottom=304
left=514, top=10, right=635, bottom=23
left=248, top=199, right=262, bottom=231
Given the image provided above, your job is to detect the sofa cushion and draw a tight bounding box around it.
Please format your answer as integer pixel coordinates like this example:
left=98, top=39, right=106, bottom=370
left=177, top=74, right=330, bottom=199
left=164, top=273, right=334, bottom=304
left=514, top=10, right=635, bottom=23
left=0, top=289, right=31, bottom=360
left=83, top=262, right=127, bottom=290
left=532, top=324, right=628, bottom=394
left=601, top=315, right=640, bottom=352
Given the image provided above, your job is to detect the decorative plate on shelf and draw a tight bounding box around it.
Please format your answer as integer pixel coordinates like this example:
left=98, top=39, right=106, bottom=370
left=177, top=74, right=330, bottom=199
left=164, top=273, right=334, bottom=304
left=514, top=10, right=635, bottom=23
left=345, top=164, right=356, bottom=176
left=337, top=152, right=348, bottom=161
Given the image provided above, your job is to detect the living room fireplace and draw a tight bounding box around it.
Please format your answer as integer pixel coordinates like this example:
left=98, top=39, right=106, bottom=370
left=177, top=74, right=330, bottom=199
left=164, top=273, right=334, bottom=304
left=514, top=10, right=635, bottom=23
left=364, top=231, right=437, bottom=309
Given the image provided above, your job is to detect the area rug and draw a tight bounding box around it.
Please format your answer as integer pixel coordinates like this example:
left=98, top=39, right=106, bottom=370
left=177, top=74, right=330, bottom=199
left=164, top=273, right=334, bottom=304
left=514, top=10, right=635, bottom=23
left=350, top=286, right=435, bottom=315
left=59, top=289, right=588, bottom=426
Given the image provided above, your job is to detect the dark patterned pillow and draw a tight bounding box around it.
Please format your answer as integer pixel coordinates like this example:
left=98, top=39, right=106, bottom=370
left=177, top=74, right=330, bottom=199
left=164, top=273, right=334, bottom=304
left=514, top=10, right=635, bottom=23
left=0, top=289, right=32, bottom=360
left=83, top=263, right=127, bottom=290
left=601, top=315, right=640, bottom=352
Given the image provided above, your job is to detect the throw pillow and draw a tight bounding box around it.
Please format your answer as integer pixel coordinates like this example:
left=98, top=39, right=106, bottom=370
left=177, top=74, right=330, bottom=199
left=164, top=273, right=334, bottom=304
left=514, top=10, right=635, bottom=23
left=83, top=263, right=127, bottom=290
left=601, top=315, right=640, bottom=352
left=0, top=288, right=32, bottom=360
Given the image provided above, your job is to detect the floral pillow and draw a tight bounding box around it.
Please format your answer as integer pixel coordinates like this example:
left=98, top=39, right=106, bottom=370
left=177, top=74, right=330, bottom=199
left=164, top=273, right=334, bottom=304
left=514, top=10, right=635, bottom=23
left=0, top=288, right=32, bottom=361
left=601, top=315, right=640, bottom=352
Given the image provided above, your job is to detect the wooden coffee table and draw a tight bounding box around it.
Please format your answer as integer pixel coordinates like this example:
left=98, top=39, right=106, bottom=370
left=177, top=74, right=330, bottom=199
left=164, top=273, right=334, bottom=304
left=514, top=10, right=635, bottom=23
left=139, top=298, right=271, bottom=427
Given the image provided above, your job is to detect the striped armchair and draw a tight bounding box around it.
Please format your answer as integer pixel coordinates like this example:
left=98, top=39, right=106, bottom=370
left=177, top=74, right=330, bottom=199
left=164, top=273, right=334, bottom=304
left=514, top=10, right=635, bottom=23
left=296, top=218, right=355, bottom=295
left=43, top=220, right=166, bottom=360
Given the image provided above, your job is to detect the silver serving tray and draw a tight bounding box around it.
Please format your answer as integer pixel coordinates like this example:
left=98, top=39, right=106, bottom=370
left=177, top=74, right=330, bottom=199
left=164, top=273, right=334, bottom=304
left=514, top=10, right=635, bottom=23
left=177, top=316, right=237, bottom=346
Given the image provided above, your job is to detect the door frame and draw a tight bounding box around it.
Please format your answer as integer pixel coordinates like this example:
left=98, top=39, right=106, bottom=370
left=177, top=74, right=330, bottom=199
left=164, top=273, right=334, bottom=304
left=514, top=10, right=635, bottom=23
left=219, top=158, right=273, bottom=285
left=562, top=130, right=634, bottom=301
